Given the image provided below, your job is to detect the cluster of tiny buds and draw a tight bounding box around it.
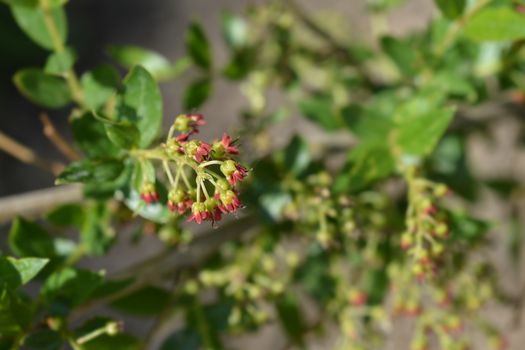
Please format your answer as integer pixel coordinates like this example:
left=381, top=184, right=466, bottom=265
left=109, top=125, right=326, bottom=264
left=401, top=182, right=451, bottom=280
left=138, top=113, right=248, bottom=224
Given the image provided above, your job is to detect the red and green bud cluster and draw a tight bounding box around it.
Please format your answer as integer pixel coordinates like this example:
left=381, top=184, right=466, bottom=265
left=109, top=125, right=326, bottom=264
left=138, top=113, right=248, bottom=225
left=401, top=178, right=451, bottom=280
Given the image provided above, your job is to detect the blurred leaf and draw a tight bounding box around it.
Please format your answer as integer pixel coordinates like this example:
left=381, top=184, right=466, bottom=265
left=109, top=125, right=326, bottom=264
left=448, top=211, right=490, bottom=242
left=56, top=158, right=124, bottom=185
left=122, top=188, right=171, bottom=223
left=13, top=68, right=71, bottom=108
left=42, top=267, right=104, bottom=307
left=9, top=217, right=56, bottom=258
left=342, top=105, right=391, bottom=143
left=0, top=287, right=32, bottom=335
left=44, top=47, right=76, bottom=74
left=222, top=47, right=256, bottom=80
left=258, top=192, right=292, bottom=222
left=464, top=7, right=525, bottom=42
left=82, top=334, right=139, bottom=350
left=276, top=292, right=306, bottom=345
left=45, top=203, right=85, bottom=228
left=71, top=112, right=120, bottom=158
left=396, top=107, right=455, bottom=156
left=186, top=21, right=211, bottom=70
left=80, top=64, right=120, bottom=110
left=111, top=286, right=170, bottom=316
left=80, top=203, right=114, bottom=255
left=283, top=135, right=310, bottom=175
left=0, top=257, right=48, bottom=289
left=335, top=143, right=395, bottom=193
left=118, top=66, right=162, bottom=148
left=298, top=94, right=341, bottom=131
left=221, top=12, right=248, bottom=48
left=295, top=246, right=335, bottom=303
left=381, top=36, right=418, bottom=76
left=24, top=329, right=63, bottom=350
left=10, top=2, right=67, bottom=50
left=183, top=77, right=211, bottom=110
left=160, top=329, right=201, bottom=350
left=433, top=0, right=466, bottom=19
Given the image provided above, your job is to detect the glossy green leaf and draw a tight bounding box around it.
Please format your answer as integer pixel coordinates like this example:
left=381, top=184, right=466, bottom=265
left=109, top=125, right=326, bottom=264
left=183, top=77, right=212, bottom=110
left=42, top=267, right=104, bottom=306
left=80, top=64, right=120, bottom=110
left=44, top=47, right=76, bottom=74
left=396, top=107, right=455, bottom=156
left=9, top=217, right=56, bottom=258
left=80, top=203, right=114, bottom=255
left=0, top=257, right=48, bottom=289
left=186, top=21, right=211, bottom=70
left=71, top=112, right=120, bottom=157
left=433, top=0, right=466, bottom=19
left=111, top=286, right=170, bottom=316
left=464, top=7, right=525, bottom=42
left=13, top=68, right=71, bottom=108
left=56, top=158, right=124, bottom=185
left=118, top=66, right=162, bottom=148
left=10, top=1, right=67, bottom=50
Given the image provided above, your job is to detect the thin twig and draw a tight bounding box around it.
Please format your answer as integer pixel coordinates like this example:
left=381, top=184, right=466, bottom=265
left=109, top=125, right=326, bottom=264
left=0, top=130, right=64, bottom=175
left=0, top=185, right=83, bottom=224
left=39, top=113, right=81, bottom=161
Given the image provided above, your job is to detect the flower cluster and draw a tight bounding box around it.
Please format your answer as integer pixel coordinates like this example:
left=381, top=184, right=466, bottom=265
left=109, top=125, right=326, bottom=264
left=137, top=114, right=248, bottom=224
left=401, top=172, right=451, bottom=280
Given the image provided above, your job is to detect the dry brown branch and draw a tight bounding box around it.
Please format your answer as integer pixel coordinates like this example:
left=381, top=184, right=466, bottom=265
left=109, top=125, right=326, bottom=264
left=0, top=184, right=83, bottom=224
left=39, top=113, right=81, bottom=161
left=0, top=130, right=64, bottom=175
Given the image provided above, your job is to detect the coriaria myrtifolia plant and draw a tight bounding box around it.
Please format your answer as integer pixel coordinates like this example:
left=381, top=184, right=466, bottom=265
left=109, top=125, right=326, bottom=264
left=132, top=113, right=247, bottom=224
left=1, top=0, right=525, bottom=349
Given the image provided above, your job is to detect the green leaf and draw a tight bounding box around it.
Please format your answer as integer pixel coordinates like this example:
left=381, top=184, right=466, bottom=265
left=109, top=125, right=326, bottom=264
left=45, top=203, right=85, bottom=228
left=381, top=36, right=418, bottom=76
left=298, top=95, right=342, bottom=131
left=276, top=292, right=306, bottom=344
left=13, top=68, right=71, bottom=108
left=183, top=77, right=212, bottom=110
left=160, top=329, right=201, bottom=350
left=10, top=1, right=67, bottom=50
left=0, top=287, right=32, bottom=335
left=108, top=45, right=170, bottom=73
left=433, top=0, right=466, bottom=19
left=448, top=211, right=491, bottom=242
left=24, top=329, right=63, bottom=350
left=56, top=159, right=124, bottom=185
left=0, top=257, right=49, bottom=289
left=42, top=267, right=104, bottom=306
left=44, top=47, right=76, bottom=74
left=71, top=112, right=120, bottom=158
left=396, top=107, right=455, bottom=156
left=82, top=334, right=139, bottom=350
left=334, top=143, right=396, bottom=193
left=94, top=116, right=140, bottom=150
left=118, top=66, right=162, bottom=148
left=80, top=203, right=114, bottom=255
left=9, top=217, right=56, bottom=258
left=464, top=7, right=525, bottom=42
left=222, top=47, right=256, bottom=80
left=110, top=286, right=170, bottom=316
left=186, top=21, right=211, bottom=69
left=284, top=135, right=310, bottom=175
left=80, top=65, right=120, bottom=111
left=221, top=12, right=248, bottom=48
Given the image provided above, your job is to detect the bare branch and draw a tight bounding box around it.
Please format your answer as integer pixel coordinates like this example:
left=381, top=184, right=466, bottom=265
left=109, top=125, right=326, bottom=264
left=0, top=130, right=64, bottom=175
left=0, top=185, right=83, bottom=224
left=40, top=113, right=81, bottom=161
